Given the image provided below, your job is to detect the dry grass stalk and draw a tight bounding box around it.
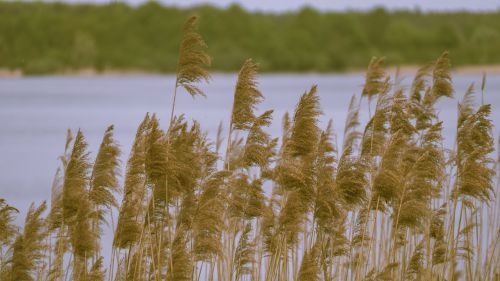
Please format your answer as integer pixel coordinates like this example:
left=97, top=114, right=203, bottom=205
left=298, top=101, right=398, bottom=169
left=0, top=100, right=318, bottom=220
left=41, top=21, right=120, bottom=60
left=2, top=16, right=500, bottom=281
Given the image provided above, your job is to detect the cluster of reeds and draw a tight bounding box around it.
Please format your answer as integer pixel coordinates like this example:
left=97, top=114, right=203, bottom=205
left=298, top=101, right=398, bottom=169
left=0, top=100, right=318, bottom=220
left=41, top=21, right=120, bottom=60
left=1, top=16, right=499, bottom=281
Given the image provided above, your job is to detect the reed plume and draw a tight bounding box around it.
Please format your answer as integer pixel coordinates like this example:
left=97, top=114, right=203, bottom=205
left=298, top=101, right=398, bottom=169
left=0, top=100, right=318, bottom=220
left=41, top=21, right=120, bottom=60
left=297, top=245, right=320, bottom=281
left=242, top=110, right=276, bottom=170
left=62, top=130, right=98, bottom=280
left=362, top=57, right=386, bottom=101
left=46, top=129, right=74, bottom=281
left=144, top=114, right=169, bottom=220
left=336, top=98, right=367, bottom=208
left=233, top=223, right=255, bottom=281
left=87, top=257, right=105, bottom=281
left=90, top=125, right=121, bottom=226
left=430, top=51, right=453, bottom=102
left=167, top=227, right=192, bottom=281
left=175, top=15, right=211, bottom=98
left=10, top=202, right=47, bottom=281
left=313, top=121, right=343, bottom=232
left=193, top=171, right=228, bottom=261
left=360, top=78, right=391, bottom=158
left=230, top=59, right=263, bottom=131
left=63, top=129, right=91, bottom=221
left=0, top=198, right=17, bottom=250
left=456, top=86, right=495, bottom=201
left=342, top=95, right=361, bottom=153
left=278, top=190, right=305, bottom=252
left=288, top=85, right=321, bottom=158
left=114, top=114, right=150, bottom=249
left=3, top=18, right=500, bottom=281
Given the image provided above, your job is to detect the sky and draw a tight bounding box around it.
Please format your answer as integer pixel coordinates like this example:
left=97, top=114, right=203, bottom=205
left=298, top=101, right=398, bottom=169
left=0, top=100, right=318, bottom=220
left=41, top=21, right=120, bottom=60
left=62, top=0, right=500, bottom=12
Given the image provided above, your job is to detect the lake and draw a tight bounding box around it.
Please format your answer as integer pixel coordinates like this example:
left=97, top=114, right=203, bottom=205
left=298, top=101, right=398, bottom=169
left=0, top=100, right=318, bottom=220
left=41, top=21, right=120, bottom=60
left=1, top=73, right=499, bottom=262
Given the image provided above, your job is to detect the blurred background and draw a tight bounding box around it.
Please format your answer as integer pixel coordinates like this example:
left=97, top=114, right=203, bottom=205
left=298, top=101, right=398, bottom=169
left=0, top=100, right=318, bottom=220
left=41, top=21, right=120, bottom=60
left=1, top=0, right=500, bottom=75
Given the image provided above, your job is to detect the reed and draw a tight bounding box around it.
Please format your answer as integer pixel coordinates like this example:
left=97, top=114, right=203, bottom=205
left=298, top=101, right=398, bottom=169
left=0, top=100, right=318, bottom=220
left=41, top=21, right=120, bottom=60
left=1, top=16, right=499, bottom=281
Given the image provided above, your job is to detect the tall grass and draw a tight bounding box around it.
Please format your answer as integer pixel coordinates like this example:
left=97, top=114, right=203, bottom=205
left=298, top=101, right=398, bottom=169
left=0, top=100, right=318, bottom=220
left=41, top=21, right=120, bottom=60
left=1, top=16, right=499, bottom=281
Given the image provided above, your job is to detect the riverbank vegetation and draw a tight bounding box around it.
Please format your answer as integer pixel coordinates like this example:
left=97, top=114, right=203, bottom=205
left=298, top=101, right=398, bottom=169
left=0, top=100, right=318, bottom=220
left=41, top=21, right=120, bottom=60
left=2, top=2, right=500, bottom=74
left=1, top=15, right=500, bottom=281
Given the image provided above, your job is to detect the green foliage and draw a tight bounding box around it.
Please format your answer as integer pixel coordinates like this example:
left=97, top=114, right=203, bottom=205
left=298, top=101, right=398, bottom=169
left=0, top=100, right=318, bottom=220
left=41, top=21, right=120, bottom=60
left=3, top=3, right=500, bottom=74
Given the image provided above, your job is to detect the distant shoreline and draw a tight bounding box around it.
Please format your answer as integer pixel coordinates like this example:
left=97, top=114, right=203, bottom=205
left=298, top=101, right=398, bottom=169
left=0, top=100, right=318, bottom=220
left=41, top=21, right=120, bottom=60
left=2, top=65, right=500, bottom=78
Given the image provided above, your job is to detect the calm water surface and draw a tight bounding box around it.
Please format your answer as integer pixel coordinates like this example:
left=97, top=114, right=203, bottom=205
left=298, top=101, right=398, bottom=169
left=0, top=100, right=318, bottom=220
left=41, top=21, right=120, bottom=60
left=1, top=73, right=499, bottom=259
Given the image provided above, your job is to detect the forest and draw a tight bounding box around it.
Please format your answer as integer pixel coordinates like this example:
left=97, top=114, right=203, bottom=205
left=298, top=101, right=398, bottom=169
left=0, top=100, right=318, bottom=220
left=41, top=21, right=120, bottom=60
left=1, top=2, right=500, bottom=74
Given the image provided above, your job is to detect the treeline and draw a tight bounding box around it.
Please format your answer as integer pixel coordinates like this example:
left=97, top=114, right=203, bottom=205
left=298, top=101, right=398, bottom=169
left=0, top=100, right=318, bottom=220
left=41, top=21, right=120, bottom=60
left=1, top=2, right=500, bottom=74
